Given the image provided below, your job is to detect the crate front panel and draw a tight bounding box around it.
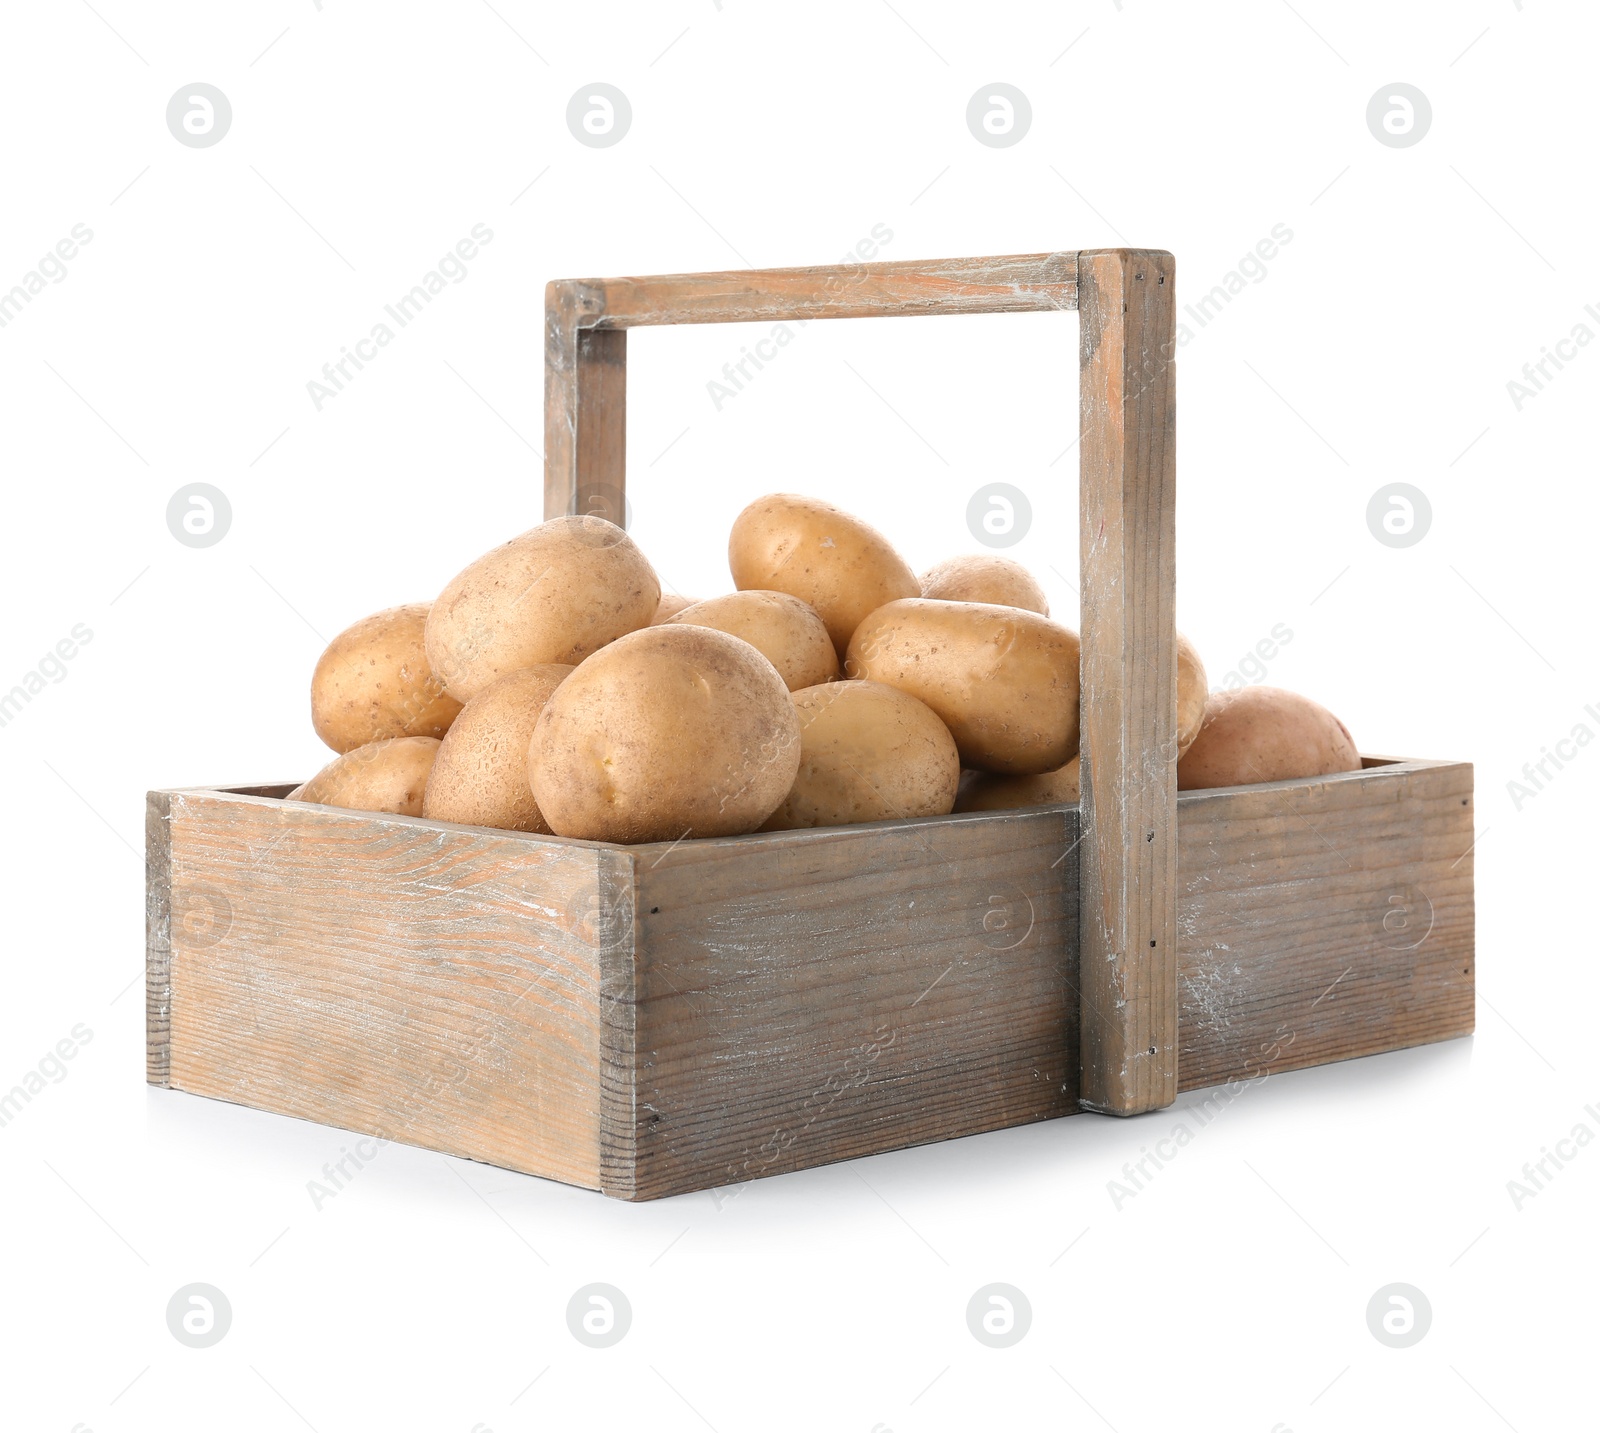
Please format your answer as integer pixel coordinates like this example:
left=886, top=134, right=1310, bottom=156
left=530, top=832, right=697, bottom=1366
left=151, top=790, right=607, bottom=1189
left=614, top=760, right=1474, bottom=1200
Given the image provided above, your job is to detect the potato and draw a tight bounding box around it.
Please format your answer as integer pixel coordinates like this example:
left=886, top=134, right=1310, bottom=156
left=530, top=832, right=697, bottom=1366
left=1175, top=631, right=1207, bottom=757
left=651, top=593, right=698, bottom=625
left=310, top=603, right=462, bottom=753
left=666, top=590, right=839, bottom=691
left=920, top=554, right=1049, bottom=616
left=847, top=599, right=1080, bottom=775
left=529, top=625, right=800, bottom=842
left=288, top=736, right=440, bottom=816
left=761, top=681, right=959, bottom=831
left=426, top=516, right=659, bottom=702
left=1177, top=686, right=1360, bottom=790
left=955, top=756, right=1079, bottom=813
left=728, top=494, right=919, bottom=658
left=422, top=665, right=573, bottom=831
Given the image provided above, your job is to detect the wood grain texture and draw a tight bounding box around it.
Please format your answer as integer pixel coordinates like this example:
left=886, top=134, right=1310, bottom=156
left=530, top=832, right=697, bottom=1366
left=1076, top=249, right=1179, bottom=1116
left=618, top=808, right=1078, bottom=1201
left=571, top=252, right=1079, bottom=330
left=544, top=281, right=627, bottom=523
left=154, top=789, right=607, bottom=1189
left=146, top=790, right=173, bottom=1086
left=1175, top=758, right=1475, bottom=1087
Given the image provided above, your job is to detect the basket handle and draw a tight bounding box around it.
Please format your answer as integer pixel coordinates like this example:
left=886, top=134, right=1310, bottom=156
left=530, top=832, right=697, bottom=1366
left=544, top=249, right=1177, bottom=1117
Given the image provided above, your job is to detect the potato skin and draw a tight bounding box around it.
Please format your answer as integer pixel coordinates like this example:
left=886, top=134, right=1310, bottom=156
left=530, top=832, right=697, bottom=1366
left=955, top=755, right=1079, bottom=813
left=650, top=593, right=698, bottom=625
left=1176, top=632, right=1207, bottom=757
left=289, top=736, right=441, bottom=816
left=847, top=599, right=1081, bottom=775
left=728, top=494, right=919, bottom=658
left=667, top=590, right=839, bottom=691
left=311, top=603, right=461, bottom=754
left=920, top=555, right=1049, bottom=616
left=528, top=625, right=801, bottom=843
left=422, top=665, right=573, bottom=832
left=1177, top=686, right=1359, bottom=790
left=426, top=516, right=659, bottom=702
left=760, top=681, right=959, bottom=831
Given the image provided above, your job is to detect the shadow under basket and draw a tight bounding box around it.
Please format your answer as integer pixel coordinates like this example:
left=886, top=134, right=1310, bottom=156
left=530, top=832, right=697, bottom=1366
left=146, top=249, right=1474, bottom=1199
left=146, top=756, right=1473, bottom=1202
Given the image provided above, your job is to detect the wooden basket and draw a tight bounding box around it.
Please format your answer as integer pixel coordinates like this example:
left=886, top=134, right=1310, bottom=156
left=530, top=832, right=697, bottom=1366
left=146, top=250, right=1474, bottom=1200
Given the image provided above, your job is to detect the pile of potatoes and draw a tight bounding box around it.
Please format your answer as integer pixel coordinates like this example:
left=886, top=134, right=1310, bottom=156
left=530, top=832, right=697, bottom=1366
left=288, top=494, right=1361, bottom=841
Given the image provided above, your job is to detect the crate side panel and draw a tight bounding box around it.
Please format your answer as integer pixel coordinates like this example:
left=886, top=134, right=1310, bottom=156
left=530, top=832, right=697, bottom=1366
left=625, top=810, right=1079, bottom=1200
left=1175, top=760, right=1475, bottom=1089
left=146, top=791, right=173, bottom=1086
left=163, top=792, right=605, bottom=1188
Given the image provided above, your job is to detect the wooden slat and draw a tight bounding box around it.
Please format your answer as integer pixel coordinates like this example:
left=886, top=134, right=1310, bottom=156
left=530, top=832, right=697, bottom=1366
left=567, top=252, right=1079, bottom=330
left=1176, top=758, right=1475, bottom=1087
left=146, top=791, right=173, bottom=1086
left=595, top=847, right=640, bottom=1199
left=544, top=284, right=627, bottom=523
left=155, top=790, right=607, bottom=1189
left=1076, top=248, right=1179, bottom=1116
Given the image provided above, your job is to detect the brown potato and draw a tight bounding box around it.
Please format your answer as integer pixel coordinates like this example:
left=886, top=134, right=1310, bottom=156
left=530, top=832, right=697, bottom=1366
left=1175, top=631, right=1208, bottom=757
left=847, top=599, right=1080, bottom=775
left=761, top=681, right=959, bottom=831
left=422, top=665, right=573, bottom=831
left=310, top=603, right=461, bottom=753
left=728, top=494, right=919, bottom=658
left=666, top=590, right=839, bottom=691
left=651, top=593, right=698, bottom=625
left=955, top=756, right=1079, bottom=813
left=289, top=736, right=440, bottom=816
left=529, top=625, right=800, bottom=843
left=1177, top=686, right=1360, bottom=790
left=425, top=516, right=659, bottom=702
left=920, top=554, right=1049, bottom=616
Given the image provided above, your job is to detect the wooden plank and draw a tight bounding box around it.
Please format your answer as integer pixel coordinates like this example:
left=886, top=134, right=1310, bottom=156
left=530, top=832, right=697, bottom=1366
left=1175, top=758, right=1475, bottom=1087
left=621, top=808, right=1078, bottom=1201
left=544, top=283, right=627, bottom=524
left=574, top=252, right=1079, bottom=329
left=146, top=790, right=173, bottom=1087
left=603, top=760, right=1472, bottom=1200
left=155, top=789, right=606, bottom=1189
left=595, top=847, right=640, bottom=1200
left=1076, top=248, right=1179, bottom=1116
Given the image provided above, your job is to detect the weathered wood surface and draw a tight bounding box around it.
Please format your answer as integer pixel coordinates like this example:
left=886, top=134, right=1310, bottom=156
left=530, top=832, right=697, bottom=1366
left=613, top=806, right=1078, bottom=1201
left=1076, top=249, right=1179, bottom=1116
left=544, top=286, right=627, bottom=525
left=565, top=252, right=1079, bottom=331
left=152, top=789, right=607, bottom=1189
left=146, top=791, right=173, bottom=1085
left=149, top=758, right=1473, bottom=1201
left=1175, top=758, right=1475, bottom=1087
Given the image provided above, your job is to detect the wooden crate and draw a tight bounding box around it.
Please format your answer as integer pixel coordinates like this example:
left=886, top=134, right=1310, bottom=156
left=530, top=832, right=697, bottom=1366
left=146, top=251, right=1475, bottom=1200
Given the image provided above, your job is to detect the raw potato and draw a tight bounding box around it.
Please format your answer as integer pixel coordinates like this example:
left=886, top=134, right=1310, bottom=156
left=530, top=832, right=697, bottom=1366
left=422, top=665, right=573, bottom=832
left=1175, top=631, right=1207, bottom=757
left=426, top=516, right=659, bottom=702
left=728, top=494, right=919, bottom=658
left=289, top=736, right=441, bottom=816
left=920, top=554, right=1049, bottom=616
left=1177, top=685, right=1360, bottom=790
left=651, top=593, right=698, bottom=625
left=310, top=603, right=462, bottom=753
left=955, top=756, right=1079, bottom=813
left=761, top=681, right=959, bottom=831
left=847, top=599, right=1081, bottom=775
left=666, top=590, right=839, bottom=691
left=529, top=625, right=801, bottom=843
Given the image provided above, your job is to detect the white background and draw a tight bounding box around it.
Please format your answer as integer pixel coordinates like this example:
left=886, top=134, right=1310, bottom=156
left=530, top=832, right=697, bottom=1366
left=1, top=1, right=1594, bottom=1428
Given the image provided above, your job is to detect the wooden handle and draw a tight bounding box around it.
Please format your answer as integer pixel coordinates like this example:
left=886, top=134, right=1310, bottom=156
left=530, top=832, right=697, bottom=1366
left=543, top=249, right=1178, bottom=1118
